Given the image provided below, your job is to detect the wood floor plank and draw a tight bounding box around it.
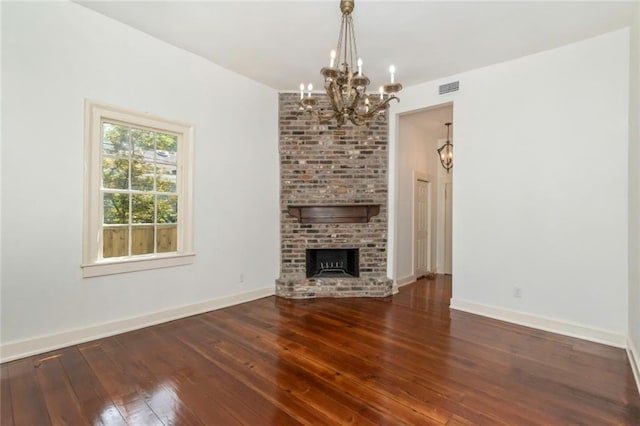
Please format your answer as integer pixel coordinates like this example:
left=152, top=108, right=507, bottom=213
left=116, top=325, right=300, bottom=426
left=101, top=334, right=210, bottom=426
left=79, top=341, right=164, bottom=425
left=34, top=353, right=88, bottom=426
left=235, top=300, right=509, bottom=424
left=7, top=358, right=51, bottom=425
left=1, top=275, right=639, bottom=425
left=170, top=317, right=370, bottom=425
left=331, top=287, right=637, bottom=422
left=56, top=346, right=127, bottom=426
left=1, top=364, right=15, bottom=426
left=178, top=340, right=332, bottom=424
left=235, top=297, right=546, bottom=424
left=207, top=308, right=454, bottom=424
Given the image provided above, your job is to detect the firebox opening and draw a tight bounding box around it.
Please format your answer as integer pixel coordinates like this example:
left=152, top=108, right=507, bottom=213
left=306, top=248, right=359, bottom=278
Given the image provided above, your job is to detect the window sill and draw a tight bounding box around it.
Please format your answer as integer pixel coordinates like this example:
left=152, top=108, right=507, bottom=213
left=82, top=253, right=195, bottom=278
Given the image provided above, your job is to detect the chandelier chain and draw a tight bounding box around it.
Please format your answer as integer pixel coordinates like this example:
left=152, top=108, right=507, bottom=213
left=348, top=15, right=358, bottom=72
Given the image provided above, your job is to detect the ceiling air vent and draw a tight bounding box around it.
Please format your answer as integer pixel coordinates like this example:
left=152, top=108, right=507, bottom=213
left=439, top=81, right=459, bottom=95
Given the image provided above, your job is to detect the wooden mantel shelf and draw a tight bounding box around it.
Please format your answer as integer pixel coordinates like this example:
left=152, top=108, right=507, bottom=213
left=287, top=205, right=380, bottom=224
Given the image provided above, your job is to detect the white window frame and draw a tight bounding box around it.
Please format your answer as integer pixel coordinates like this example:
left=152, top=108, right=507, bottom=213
left=83, top=100, right=195, bottom=278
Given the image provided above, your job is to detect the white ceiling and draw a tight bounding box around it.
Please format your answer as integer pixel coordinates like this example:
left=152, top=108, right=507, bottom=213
left=76, top=1, right=635, bottom=91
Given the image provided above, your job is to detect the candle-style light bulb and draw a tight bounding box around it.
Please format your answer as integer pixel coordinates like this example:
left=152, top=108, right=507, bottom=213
left=307, top=83, right=313, bottom=97
left=389, top=65, right=396, bottom=84
left=299, top=83, right=304, bottom=100
left=357, top=58, right=363, bottom=76
left=330, top=50, right=336, bottom=68
left=379, top=86, right=384, bottom=100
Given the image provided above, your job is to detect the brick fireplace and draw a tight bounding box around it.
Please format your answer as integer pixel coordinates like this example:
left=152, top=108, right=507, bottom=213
left=275, top=93, right=394, bottom=298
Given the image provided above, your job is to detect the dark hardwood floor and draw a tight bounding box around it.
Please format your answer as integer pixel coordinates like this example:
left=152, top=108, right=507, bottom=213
left=2, top=275, right=639, bottom=425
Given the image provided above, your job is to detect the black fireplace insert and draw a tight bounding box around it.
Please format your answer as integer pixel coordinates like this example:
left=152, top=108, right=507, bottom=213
left=306, top=248, right=359, bottom=278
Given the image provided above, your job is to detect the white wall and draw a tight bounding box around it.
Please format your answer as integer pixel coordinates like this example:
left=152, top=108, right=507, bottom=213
left=389, top=29, right=630, bottom=345
left=628, top=3, right=640, bottom=382
left=1, top=2, right=279, bottom=359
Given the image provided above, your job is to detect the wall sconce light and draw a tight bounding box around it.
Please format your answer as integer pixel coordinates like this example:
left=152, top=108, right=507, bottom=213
left=437, top=122, right=453, bottom=173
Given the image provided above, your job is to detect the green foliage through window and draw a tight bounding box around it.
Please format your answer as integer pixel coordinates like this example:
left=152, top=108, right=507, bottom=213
left=101, top=121, right=179, bottom=258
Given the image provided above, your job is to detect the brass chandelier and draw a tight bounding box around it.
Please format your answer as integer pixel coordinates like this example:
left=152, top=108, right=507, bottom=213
left=299, top=0, right=402, bottom=127
left=437, top=122, right=453, bottom=173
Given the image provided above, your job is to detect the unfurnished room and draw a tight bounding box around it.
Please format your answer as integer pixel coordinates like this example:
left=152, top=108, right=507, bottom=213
left=1, top=0, right=640, bottom=424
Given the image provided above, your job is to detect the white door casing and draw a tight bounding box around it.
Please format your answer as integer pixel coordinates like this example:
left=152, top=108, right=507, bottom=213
left=444, top=182, right=453, bottom=274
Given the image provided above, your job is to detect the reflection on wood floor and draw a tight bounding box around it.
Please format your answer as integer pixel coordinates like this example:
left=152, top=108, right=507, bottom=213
left=2, top=275, right=639, bottom=424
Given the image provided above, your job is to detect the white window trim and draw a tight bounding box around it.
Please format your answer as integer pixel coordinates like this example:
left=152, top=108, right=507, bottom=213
left=83, top=100, right=195, bottom=278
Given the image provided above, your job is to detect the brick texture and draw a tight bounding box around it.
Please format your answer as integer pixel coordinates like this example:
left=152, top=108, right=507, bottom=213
left=276, top=93, right=393, bottom=298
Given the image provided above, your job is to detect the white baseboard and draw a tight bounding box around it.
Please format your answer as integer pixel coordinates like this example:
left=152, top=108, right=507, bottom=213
left=450, top=298, right=626, bottom=348
left=0, top=286, right=275, bottom=363
left=627, top=336, right=640, bottom=395
left=396, top=274, right=417, bottom=288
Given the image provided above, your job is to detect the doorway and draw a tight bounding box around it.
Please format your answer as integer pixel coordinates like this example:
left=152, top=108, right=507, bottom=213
left=395, top=103, right=453, bottom=284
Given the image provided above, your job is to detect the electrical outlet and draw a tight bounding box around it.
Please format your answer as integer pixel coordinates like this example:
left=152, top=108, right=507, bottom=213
left=239, top=273, right=244, bottom=284
left=513, top=287, right=522, bottom=298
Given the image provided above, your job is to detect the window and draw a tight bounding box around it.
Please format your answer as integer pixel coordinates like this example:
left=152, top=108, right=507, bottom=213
left=83, top=101, right=194, bottom=277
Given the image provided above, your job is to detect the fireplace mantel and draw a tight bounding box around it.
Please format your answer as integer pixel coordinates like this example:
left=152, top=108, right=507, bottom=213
left=287, top=204, right=380, bottom=224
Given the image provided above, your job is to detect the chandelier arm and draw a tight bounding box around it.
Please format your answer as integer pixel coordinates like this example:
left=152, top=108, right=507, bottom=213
left=301, top=106, right=337, bottom=124
left=376, top=95, right=400, bottom=110
left=347, top=96, right=399, bottom=126
left=350, top=113, right=368, bottom=126
left=359, top=96, right=400, bottom=120
left=348, top=87, right=363, bottom=112
left=326, top=81, right=343, bottom=113
left=317, top=109, right=338, bottom=123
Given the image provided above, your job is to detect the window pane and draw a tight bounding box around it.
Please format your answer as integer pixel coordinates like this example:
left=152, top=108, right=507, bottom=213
left=156, top=164, right=177, bottom=192
left=102, top=123, right=130, bottom=157
left=132, top=194, right=155, bottom=223
left=131, top=159, right=154, bottom=191
left=103, top=227, right=129, bottom=258
left=157, top=225, right=177, bottom=253
left=156, top=133, right=177, bottom=163
left=131, top=128, right=155, bottom=157
left=157, top=195, right=178, bottom=223
left=102, top=157, right=130, bottom=189
left=132, top=226, right=154, bottom=255
left=155, top=149, right=175, bottom=164
left=103, top=193, right=130, bottom=224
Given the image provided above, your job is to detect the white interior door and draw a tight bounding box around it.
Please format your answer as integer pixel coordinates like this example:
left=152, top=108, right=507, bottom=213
left=415, top=179, right=430, bottom=277
left=444, top=182, right=453, bottom=274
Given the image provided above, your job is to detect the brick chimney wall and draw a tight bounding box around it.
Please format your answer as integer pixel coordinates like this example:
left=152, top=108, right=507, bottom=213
left=276, top=93, right=393, bottom=298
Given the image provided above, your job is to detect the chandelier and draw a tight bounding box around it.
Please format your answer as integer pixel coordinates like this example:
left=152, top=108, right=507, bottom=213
left=299, top=0, right=402, bottom=127
left=437, top=122, right=453, bottom=173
